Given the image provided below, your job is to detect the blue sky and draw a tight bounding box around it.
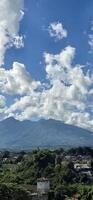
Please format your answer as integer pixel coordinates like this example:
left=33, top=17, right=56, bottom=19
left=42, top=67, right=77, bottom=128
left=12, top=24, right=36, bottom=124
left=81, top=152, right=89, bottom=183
left=5, top=0, right=93, bottom=79
left=0, top=0, right=93, bottom=131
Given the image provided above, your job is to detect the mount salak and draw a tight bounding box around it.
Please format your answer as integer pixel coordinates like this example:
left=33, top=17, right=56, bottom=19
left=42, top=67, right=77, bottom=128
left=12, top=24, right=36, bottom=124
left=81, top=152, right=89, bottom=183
left=0, top=117, right=93, bottom=150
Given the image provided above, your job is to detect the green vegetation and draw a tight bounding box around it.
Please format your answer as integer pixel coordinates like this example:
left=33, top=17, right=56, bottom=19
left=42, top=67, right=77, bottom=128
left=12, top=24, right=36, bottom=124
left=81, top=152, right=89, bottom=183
left=0, top=147, right=93, bottom=199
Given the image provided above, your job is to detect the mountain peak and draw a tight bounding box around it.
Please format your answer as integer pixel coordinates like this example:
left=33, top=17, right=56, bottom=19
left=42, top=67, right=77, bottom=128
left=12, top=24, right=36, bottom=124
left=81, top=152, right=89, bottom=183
left=4, top=117, right=17, bottom=122
left=0, top=118, right=93, bottom=150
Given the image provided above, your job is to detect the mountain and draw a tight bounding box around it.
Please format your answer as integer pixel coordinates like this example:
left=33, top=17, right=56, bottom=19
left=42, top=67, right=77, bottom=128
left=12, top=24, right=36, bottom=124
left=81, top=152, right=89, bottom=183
left=0, top=117, right=93, bottom=149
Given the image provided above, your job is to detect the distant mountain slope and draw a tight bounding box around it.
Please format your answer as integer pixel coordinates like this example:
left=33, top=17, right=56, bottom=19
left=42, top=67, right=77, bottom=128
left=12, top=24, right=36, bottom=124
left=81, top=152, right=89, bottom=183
left=0, top=117, right=93, bottom=149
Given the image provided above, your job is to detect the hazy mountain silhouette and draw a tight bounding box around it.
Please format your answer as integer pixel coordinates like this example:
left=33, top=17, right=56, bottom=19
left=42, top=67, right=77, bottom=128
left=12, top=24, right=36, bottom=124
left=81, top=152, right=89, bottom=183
left=0, top=117, right=93, bottom=149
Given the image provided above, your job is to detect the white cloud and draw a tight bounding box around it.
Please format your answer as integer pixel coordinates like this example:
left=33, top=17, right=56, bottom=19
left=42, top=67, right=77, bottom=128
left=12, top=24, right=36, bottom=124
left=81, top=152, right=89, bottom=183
left=0, top=0, right=24, bottom=66
left=0, top=1, right=93, bottom=131
left=44, top=46, right=75, bottom=82
left=0, top=62, right=41, bottom=95
left=48, top=22, right=68, bottom=40
left=2, top=45, right=93, bottom=131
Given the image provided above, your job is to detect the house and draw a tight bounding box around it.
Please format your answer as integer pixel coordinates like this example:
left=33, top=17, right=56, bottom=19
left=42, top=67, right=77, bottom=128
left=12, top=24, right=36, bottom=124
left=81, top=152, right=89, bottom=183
left=74, top=163, right=92, bottom=177
left=37, top=178, right=50, bottom=194
left=29, top=178, right=50, bottom=200
left=74, top=163, right=91, bottom=171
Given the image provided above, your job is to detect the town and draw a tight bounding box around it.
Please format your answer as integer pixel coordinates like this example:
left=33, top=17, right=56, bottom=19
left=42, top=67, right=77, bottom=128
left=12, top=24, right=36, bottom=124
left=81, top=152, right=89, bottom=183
left=0, top=147, right=93, bottom=199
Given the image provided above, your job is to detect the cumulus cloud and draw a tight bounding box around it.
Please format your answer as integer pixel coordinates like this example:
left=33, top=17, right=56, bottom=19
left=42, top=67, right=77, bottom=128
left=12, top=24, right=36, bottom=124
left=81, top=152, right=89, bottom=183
left=44, top=46, right=75, bottom=82
left=48, top=22, right=67, bottom=40
left=2, top=46, right=93, bottom=131
left=0, top=1, right=93, bottom=131
left=0, top=0, right=24, bottom=66
left=0, top=62, right=41, bottom=95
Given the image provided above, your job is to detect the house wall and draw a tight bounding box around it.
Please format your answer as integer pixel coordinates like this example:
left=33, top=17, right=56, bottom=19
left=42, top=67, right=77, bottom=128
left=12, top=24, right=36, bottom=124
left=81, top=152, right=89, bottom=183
left=37, top=181, right=50, bottom=193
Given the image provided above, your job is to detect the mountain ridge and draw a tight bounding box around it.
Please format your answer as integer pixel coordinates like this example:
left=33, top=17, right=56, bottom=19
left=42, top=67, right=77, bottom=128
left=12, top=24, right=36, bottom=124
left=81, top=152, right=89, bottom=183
left=0, top=117, right=93, bottom=150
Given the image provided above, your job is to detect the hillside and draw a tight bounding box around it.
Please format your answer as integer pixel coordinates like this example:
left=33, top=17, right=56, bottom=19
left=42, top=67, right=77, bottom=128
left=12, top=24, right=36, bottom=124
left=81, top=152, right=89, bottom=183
left=0, top=117, right=93, bottom=149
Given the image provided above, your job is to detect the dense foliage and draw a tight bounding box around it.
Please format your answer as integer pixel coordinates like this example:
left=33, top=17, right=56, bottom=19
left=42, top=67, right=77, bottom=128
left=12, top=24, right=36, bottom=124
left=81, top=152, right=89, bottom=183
left=0, top=147, right=93, bottom=199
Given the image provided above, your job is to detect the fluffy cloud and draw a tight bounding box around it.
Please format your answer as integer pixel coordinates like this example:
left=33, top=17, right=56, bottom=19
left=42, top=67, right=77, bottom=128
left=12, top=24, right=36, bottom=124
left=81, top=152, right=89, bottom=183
left=0, top=62, right=41, bottom=95
left=0, top=1, right=93, bottom=131
left=0, top=0, right=24, bottom=66
left=3, top=46, right=93, bottom=131
left=48, top=22, right=67, bottom=40
left=44, top=46, right=75, bottom=81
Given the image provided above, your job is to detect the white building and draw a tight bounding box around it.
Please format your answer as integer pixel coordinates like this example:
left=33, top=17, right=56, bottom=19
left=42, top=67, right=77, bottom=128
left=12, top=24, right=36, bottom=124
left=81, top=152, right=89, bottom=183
left=37, top=178, right=50, bottom=194
left=74, top=163, right=92, bottom=177
left=74, top=163, right=90, bottom=171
